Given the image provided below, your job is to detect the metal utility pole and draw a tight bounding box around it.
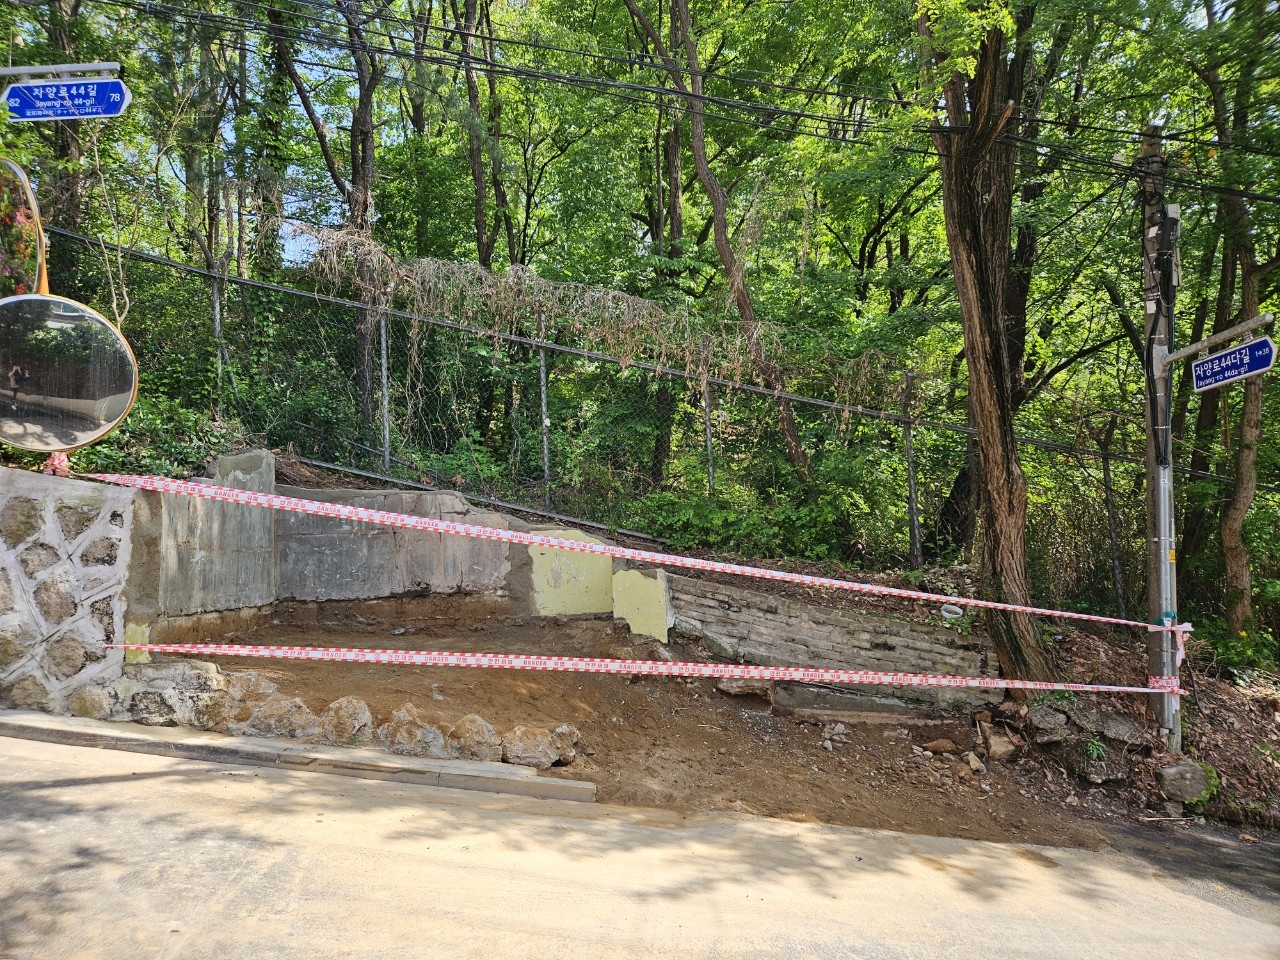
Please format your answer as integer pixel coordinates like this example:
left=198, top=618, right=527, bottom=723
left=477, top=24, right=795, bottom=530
left=1139, top=127, right=1181, bottom=751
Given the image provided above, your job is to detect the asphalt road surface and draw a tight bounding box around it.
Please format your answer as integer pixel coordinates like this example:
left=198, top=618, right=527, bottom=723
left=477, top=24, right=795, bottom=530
left=1, top=736, right=1276, bottom=960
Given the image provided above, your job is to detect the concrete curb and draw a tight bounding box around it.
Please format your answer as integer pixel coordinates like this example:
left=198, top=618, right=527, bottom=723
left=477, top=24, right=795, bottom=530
left=0, top=710, right=596, bottom=803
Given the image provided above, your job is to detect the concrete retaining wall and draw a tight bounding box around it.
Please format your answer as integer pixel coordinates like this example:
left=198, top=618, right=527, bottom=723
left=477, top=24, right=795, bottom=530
left=3, top=449, right=996, bottom=720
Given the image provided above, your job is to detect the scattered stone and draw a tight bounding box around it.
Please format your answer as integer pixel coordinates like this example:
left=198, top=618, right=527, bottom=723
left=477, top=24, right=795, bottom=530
left=0, top=497, right=42, bottom=548
left=501, top=725, right=560, bottom=769
left=1099, top=711, right=1145, bottom=744
left=447, top=713, right=501, bottom=761
left=923, top=738, right=959, bottom=755
left=68, top=685, right=114, bottom=720
left=130, top=690, right=178, bottom=726
left=55, top=504, right=98, bottom=542
left=18, top=542, right=61, bottom=578
left=1, top=673, right=51, bottom=710
left=966, top=751, right=987, bottom=774
left=224, top=671, right=278, bottom=703
left=979, top=721, right=1018, bottom=762
left=34, top=574, right=76, bottom=626
left=1157, top=758, right=1213, bottom=803
left=378, top=704, right=451, bottom=757
left=822, top=740, right=833, bottom=751
left=550, top=724, right=580, bottom=764
left=42, top=635, right=88, bottom=680
left=1065, top=702, right=1104, bottom=734
left=78, top=537, right=119, bottom=567
left=974, top=710, right=993, bottom=724
left=191, top=691, right=237, bottom=734
left=126, top=660, right=224, bottom=693
left=714, top=678, right=774, bottom=700
left=1027, top=706, right=1067, bottom=731
left=318, top=696, right=375, bottom=746
left=246, top=697, right=317, bottom=738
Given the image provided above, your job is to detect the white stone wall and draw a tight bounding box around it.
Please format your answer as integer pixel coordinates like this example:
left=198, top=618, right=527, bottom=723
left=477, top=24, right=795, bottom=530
left=0, top=469, right=136, bottom=712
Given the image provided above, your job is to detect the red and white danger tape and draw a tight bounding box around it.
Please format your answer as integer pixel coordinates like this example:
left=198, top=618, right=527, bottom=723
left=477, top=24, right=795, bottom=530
left=85, top=473, right=1188, bottom=635
left=106, top=643, right=1185, bottom=695
left=82, top=472, right=1187, bottom=697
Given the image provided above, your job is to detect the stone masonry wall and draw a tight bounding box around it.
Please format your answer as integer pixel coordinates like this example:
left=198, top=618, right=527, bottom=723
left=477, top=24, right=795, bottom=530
left=0, top=468, right=137, bottom=713
left=668, top=575, right=999, bottom=709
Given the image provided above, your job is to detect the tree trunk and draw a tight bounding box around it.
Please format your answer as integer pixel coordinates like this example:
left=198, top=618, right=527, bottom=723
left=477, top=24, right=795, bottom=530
left=623, top=0, right=813, bottom=484
left=919, top=18, right=1053, bottom=680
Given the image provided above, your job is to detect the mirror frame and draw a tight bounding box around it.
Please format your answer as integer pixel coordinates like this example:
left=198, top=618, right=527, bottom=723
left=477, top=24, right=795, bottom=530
left=0, top=292, right=140, bottom=453
left=0, top=157, right=49, bottom=296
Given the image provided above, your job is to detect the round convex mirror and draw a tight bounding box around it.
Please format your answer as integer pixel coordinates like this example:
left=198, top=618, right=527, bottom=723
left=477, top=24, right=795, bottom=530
left=0, top=294, right=138, bottom=453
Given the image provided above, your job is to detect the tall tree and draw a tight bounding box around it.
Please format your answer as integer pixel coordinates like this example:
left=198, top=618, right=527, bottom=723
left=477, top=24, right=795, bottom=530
left=916, top=3, right=1053, bottom=678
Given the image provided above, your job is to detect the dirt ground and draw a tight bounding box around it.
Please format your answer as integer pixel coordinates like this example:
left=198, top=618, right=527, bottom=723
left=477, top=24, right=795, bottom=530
left=165, top=593, right=1131, bottom=849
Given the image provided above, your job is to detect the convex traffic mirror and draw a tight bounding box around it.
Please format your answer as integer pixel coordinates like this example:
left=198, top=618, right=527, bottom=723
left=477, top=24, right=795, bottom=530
left=0, top=158, right=138, bottom=454
left=0, top=294, right=138, bottom=452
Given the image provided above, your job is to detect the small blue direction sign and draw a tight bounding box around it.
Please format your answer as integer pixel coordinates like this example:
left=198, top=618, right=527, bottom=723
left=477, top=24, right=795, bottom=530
left=1191, top=336, right=1276, bottom=393
left=4, top=78, right=131, bottom=121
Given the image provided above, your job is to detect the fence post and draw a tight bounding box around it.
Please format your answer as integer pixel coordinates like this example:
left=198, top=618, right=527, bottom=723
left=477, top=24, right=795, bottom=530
left=704, top=379, right=715, bottom=496
left=903, top=371, right=922, bottom=569
left=538, top=311, right=551, bottom=511
left=1098, top=415, right=1127, bottom=619
left=379, top=309, right=390, bottom=473
left=211, top=274, right=223, bottom=417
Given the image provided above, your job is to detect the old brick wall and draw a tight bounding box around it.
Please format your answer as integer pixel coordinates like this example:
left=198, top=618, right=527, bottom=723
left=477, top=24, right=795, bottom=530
left=668, top=576, right=999, bottom=710
left=0, top=469, right=137, bottom=713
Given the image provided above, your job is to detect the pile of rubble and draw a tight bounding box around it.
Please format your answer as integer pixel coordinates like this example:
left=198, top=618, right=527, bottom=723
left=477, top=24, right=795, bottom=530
left=67, top=658, right=580, bottom=770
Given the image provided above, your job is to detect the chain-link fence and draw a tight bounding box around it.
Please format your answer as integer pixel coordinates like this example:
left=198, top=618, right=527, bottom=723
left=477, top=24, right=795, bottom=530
left=49, top=228, right=1277, bottom=619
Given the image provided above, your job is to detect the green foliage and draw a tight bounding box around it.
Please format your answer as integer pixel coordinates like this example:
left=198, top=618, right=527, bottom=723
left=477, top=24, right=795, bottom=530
left=1185, top=761, right=1221, bottom=809
left=1080, top=736, right=1107, bottom=762
left=69, top=395, right=243, bottom=478
left=1194, top=617, right=1279, bottom=673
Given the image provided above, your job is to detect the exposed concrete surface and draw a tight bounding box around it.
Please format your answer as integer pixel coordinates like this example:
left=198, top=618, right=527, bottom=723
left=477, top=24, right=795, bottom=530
left=2, top=736, right=1276, bottom=960
left=528, top=528, right=613, bottom=616
left=612, top=566, right=671, bottom=642
left=0, top=709, right=594, bottom=802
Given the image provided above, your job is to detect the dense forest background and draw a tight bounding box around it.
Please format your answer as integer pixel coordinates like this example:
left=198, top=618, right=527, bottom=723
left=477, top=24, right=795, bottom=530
left=0, top=0, right=1277, bottom=673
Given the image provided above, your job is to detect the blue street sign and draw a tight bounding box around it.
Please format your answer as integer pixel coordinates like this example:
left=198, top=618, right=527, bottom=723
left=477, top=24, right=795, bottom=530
left=4, top=77, right=131, bottom=121
left=1191, top=336, right=1275, bottom=393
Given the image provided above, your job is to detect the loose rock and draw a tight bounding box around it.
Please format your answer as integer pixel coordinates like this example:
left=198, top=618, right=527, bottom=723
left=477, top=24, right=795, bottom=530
left=378, top=704, right=451, bottom=757
left=318, top=696, right=374, bottom=746
left=1157, top=758, right=1213, bottom=803
left=447, top=713, right=502, bottom=761
left=923, top=738, right=959, bottom=755
left=980, top=721, right=1018, bottom=762
left=191, top=691, right=237, bottom=734
left=246, top=697, right=317, bottom=738
left=130, top=690, right=178, bottom=726
left=714, top=678, right=774, bottom=700
left=501, top=725, right=560, bottom=769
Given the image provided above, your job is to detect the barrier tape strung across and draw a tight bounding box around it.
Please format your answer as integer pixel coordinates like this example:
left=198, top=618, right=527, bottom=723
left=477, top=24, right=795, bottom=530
left=85, top=472, right=1187, bottom=697
left=106, top=643, right=1185, bottom=695
left=85, top=473, right=1188, bottom=635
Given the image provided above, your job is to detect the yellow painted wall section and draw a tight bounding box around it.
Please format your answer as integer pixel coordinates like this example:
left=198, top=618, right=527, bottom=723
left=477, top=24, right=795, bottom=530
left=612, top=568, right=672, bottom=642
left=529, top=530, right=613, bottom=616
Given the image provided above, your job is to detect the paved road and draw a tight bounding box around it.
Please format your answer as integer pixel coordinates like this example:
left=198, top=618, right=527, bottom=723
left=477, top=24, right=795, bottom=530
left=1, top=736, right=1276, bottom=960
